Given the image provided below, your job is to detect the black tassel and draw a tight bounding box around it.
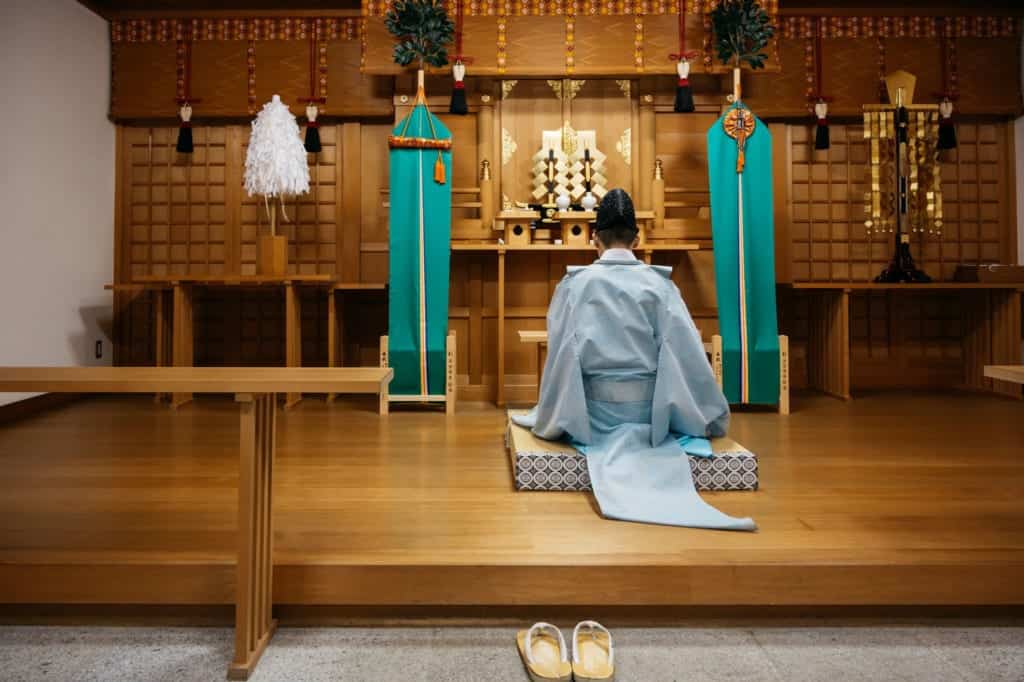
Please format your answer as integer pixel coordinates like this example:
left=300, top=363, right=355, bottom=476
left=938, top=119, right=957, bottom=150
left=176, top=124, right=193, bottom=154
left=304, top=123, right=322, bottom=153
left=674, top=80, right=694, bottom=113
left=814, top=120, right=830, bottom=150
left=450, top=83, right=468, bottom=115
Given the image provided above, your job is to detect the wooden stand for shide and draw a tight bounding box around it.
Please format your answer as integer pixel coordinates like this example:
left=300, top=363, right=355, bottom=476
left=257, top=201, right=287, bottom=276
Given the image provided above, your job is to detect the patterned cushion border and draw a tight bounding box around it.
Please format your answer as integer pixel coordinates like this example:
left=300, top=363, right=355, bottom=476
left=507, top=423, right=758, bottom=493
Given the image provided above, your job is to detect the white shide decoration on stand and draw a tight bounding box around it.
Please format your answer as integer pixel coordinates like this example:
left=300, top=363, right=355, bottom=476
left=243, top=94, right=310, bottom=275
left=245, top=94, right=310, bottom=203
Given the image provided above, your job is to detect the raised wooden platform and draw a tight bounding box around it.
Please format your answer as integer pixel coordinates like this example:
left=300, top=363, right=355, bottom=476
left=1, top=391, right=1023, bottom=608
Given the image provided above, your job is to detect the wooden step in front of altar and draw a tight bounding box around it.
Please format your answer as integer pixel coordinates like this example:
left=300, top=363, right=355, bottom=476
left=1, top=393, right=1023, bottom=609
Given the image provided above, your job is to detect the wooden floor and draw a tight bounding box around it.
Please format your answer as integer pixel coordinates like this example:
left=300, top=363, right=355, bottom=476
left=0, top=391, right=1022, bottom=608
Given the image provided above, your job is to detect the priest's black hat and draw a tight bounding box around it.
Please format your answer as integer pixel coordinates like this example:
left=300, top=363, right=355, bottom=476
left=595, top=188, right=638, bottom=237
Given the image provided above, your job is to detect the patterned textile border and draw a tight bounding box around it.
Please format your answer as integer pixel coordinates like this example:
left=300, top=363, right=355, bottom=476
left=780, top=15, right=1018, bottom=39
left=509, top=431, right=759, bottom=492
left=364, top=0, right=779, bottom=17
left=110, top=17, right=361, bottom=42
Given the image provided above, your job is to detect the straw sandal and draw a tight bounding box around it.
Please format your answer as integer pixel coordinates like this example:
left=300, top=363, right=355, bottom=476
left=516, top=622, right=572, bottom=682
left=571, top=620, right=615, bottom=681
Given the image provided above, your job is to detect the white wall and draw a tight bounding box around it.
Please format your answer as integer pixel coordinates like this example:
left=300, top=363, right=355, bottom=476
left=0, top=0, right=114, bottom=406
left=1018, top=28, right=1024, bottom=265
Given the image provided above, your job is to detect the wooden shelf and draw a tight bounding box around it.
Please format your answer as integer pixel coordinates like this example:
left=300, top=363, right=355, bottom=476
left=451, top=243, right=700, bottom=252
left=131, top=275, right=334, bottom=286
left=332, top=282, right=387, bottom=291
left=786, top=282, right=1024, bottom=291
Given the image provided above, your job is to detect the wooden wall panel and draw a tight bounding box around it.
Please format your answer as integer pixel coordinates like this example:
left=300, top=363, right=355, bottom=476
left=124, top=127, right=229, bottom=278
left=741, top=39, right=810, bottom=119
left=573, top=17, right=636, bottom=76
left=572, top=80, right=634, bottom=195
left=110, top=43, right=178, bottom=119
left=957, top=38, right=1022, bottom=115
left=884, top=39, right=944, bottom=106
left=823, top=39, right=887, bottom=115
left=359, top=123, right=391, bottom=283
left=325, top=41, right=394, bottom=118
left=505, top=18, right=566, bottom=77
left=253, top=40, right=310, bottom=115
left=652, top=111, right=715, bottom=241
left=191, top=42, right=250, bottom=118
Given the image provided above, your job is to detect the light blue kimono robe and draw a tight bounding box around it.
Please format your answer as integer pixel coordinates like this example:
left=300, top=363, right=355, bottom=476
left=512, top=252, right=756, bottom=531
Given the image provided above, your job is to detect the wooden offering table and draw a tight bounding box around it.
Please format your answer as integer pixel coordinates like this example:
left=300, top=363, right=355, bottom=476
left=109, top=275, right=357, bottom=409
left=454, top=241, right=699, bottom=405
left=0, top=366, right=392, bottom=680
left=786, top=283, right=1023, bottom=400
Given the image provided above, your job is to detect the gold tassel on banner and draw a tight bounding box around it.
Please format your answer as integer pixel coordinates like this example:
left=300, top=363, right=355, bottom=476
left=434, top=151, right=446, bottom=185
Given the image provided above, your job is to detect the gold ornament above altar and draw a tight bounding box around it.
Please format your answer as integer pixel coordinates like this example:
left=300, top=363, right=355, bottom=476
left=862, top=71, right=943, bottom=239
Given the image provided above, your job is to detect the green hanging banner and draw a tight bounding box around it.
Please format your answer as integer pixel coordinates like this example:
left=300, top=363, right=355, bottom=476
left=707, top=103, right=780, bottom=405
left=387, top=92, right=452, bottom=397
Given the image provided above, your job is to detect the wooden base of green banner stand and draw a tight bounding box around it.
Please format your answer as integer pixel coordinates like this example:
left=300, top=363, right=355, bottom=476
left=379, top=333, right=456, bottom=416
left=712, top=334, right=790, bottom=415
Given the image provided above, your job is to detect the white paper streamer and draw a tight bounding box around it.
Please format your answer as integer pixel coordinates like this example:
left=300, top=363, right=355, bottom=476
left=244, top=94, right=310, bottom=199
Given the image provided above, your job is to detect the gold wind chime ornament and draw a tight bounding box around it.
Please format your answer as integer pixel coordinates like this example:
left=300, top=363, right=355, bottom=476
left=862, top=71, right=943, bottom=283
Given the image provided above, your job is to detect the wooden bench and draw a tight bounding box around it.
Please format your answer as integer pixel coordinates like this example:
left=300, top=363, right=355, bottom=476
left=0, top=366, right=392, bottom=680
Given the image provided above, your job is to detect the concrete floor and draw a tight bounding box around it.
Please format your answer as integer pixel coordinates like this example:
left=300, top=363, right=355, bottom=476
left=0, top=625, right=1022, bottom=681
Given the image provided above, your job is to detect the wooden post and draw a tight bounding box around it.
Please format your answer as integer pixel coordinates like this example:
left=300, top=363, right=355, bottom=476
left=171, top=283, right=194, bottom=408
left=229, top=392, right=278, bottom=680
left=153, top=289, right=171, bottom=403
left=497, top=250, right=506, bottom=406
left=445, top=332, right=457, bottom=415
left=284, top=284, right=302, bottom=409
left=479, top=161, right=494, bottom=233
left=327, top=289, right=339, bottom=403
left=712, top=335, right=724, bottom=389
left=379, top=335, right=389, bottom=416
left=652, top=159, right=665, bottom=232
left=778, top=334, right=790, bottom=415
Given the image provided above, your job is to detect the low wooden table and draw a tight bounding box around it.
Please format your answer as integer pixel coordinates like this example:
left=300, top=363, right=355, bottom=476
left=108, top=276, right=364, bottom=410
left=784, top=283, right=1023, bottom=400
left=0, top=366, right=392, bottom=680
left=984, top=365, right=1024, bottom=385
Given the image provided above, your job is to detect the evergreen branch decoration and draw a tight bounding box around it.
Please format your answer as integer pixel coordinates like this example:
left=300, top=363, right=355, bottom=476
left=710, top=0, right=774, bottom=70
left=385, top=0, right=455, bottom=69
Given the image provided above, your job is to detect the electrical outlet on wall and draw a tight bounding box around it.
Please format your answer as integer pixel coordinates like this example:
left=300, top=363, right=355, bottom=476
left=95, top=340, right=103, bottom=359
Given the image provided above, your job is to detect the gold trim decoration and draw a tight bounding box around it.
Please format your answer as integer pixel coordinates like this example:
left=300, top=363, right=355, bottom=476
left=634, top=13, right=644, bottom=71
left=501, top=127, right=517, bottom=165
left=615, top=80, right=631, bottom=98
left=496, top=15, right=507, bottom=74
left=616, top=128, right=631, bottom=166
left=387, top=135, right=453, bottom=150
left=561, top=120, right=578, bottom=157
left=565, top=14, right=576, bottom=74
left=547, top=79, right=585, bottom=101
left=246, top=39, right=257, bottom=114
left=501, top=80, right=518, bottom=100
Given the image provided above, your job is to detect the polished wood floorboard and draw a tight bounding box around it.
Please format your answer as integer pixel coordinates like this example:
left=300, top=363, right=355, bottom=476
left=0, top=392, right=1022, bottom=606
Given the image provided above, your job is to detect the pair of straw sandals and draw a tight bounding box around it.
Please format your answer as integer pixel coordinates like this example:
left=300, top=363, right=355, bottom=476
left=516, top=621, right=614, bottom=681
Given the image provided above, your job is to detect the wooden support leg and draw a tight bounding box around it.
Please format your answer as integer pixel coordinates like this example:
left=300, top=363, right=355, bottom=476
left=990, top=289, right=1023, bottom=400
left=379, top=336, right=389, bottom=416
left=711, top=335, right=724, bottom=389
left=445, top=332, right=456, bottom=415
left=153, top=289, right=171, bottom=404
left=778, top=334, right=790, bottom=415
left=284, top=284, right=302, bottom=410
left=171, top=284, right=194, bottom=408
left=327, top=290, right=340, bottom=404
left=230, top=392, right=277, bottom=680
left=805, top=290, right=851, bottom=400
left=497, top=251, right=506, bottom=407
